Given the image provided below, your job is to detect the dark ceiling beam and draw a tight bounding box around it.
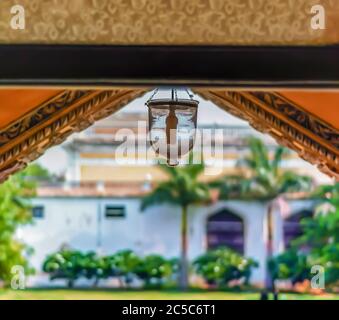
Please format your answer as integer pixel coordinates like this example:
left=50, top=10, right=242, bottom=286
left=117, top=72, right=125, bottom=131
left=0, top=45, right=339, bottom=88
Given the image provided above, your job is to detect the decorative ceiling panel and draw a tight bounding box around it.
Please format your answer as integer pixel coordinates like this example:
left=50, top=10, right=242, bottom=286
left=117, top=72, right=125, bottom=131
left=0, top=0, right=338, bottom=45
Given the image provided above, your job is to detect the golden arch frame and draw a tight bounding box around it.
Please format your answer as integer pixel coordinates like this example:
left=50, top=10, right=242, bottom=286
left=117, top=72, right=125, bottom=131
left=0, top=88, right=338, bottom=182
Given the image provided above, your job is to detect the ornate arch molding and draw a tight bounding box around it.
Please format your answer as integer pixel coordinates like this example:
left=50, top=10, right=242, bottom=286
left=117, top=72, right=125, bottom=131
left=195, top=89, right=339, bottom=180
left=0, top=89, right=147, bottom=182
left=0, top=88, right=338, bottom=182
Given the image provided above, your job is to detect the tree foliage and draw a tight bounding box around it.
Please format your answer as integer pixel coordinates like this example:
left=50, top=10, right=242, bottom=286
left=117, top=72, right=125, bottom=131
left=268, top=249, right=311, bottom=285
left=270, top=183, right=339, bottom=288
left=140, top=156, right=211, bottom=289
left=0, top=164, right=49, bottom=284
left=213, top=137, right=312, bottom=200
left=141, top=159, right=210, bottom=210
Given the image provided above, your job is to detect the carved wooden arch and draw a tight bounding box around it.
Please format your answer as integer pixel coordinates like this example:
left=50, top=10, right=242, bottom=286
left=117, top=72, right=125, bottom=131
left=0, top=89, right=147, bottom=182
left=0, top=88, right=338, bottom=182
left=195, top=89, right=339, bottom=180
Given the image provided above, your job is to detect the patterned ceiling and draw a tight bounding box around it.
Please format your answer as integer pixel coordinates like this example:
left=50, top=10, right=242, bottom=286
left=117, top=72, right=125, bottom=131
left=0, top=0, right=338, bottom=45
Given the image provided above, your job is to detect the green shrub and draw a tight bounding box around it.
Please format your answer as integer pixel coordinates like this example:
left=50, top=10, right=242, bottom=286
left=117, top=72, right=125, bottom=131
left=134, top=255, right=178, bottom=287
left=269, top=240, right=339, bottom=287
left=193, top=247, right=258, bottom=287
left=270, top=184, right=339, bottom=289
left=269, top=249, right=311, bottom=285
left=94, top=255, right=120, bottom=280
left=42, top=249, right=179, bottom=288
left=43, top=249, right=138, bottom=287
left=108, top=249, right=142, bottom=286
left=42, top=250, right=98, bottom=287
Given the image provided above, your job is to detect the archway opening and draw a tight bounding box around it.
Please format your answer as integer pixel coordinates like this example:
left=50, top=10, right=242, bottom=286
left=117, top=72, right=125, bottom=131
left=206, top=209, right=244, bottom=254
left=283, top=209, right=313, bottom=248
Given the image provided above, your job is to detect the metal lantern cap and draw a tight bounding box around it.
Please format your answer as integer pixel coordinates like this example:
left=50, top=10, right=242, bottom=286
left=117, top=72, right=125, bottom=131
left=146, top=98, right=199, bottom=108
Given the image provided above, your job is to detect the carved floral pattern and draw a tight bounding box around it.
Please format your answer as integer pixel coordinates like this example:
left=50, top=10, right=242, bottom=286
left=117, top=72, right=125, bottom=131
left=252, top=92, right=339, bottom=149
left=0, top=89, right=147, bottom=182
left=195, top=89, right=339, bottom=180
left=0, top=91, right=89, bottom=146
left=0, top=87, right=338, bottom=182
left=0, top=0, right=338, bottom=45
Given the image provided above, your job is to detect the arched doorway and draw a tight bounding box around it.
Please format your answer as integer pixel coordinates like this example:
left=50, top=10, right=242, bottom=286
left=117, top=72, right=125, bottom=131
left=206, top=209, right=245, bottom=254
left=283, top=209, right=313, bottom=248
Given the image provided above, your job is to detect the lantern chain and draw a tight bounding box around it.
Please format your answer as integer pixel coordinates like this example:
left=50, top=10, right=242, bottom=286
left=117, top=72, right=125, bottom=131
left=146, top=88, right=159, bottom=104
left=185, top=88, right=194, bottom=100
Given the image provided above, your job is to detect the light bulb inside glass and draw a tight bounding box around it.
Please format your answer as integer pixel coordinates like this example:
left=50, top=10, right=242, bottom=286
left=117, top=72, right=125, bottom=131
left=147, top=99, right=198, bottom=166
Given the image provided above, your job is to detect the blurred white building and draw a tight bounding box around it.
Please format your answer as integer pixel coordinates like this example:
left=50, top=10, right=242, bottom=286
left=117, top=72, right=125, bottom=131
left=23, top=191, right=315, bottom=286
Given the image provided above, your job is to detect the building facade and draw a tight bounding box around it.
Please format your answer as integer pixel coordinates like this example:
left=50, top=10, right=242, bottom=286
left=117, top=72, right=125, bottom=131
left=19, top=110, right=325, bottom=286
left=20, top=191, right=314, bottom=286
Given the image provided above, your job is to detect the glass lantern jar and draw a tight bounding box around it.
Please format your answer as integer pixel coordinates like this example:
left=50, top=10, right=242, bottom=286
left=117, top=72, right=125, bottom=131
left=146, top=97, right=199, bottom=166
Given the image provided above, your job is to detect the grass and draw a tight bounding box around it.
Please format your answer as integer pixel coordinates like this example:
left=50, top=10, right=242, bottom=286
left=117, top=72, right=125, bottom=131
left=0, top=288, right=338, bottom=300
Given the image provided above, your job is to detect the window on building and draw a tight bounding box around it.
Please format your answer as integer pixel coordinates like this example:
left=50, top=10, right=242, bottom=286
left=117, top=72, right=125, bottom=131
left=105, top=205, right=126, bottom=218
left=32, top=206, right=44, bottom=219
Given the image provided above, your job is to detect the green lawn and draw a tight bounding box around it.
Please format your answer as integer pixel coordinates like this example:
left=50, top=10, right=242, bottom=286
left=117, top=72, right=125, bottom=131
left=0, top=289, right=338, bottom=300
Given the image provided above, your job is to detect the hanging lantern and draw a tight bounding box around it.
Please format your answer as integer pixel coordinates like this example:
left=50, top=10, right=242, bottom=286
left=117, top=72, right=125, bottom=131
left=146, top=89, right=199, bottom=166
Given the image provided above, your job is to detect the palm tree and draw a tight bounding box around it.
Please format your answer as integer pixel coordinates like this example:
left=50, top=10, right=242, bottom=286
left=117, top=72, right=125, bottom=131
left=141, top=159, right=211, bottom=290
left=214, top=137, right=313, bottom=299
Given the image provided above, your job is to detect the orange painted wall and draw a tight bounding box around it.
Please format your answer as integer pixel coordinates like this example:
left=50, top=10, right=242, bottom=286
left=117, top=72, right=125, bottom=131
left=0, top=89, right=61, bottom=129
left=279, top=91, right=339, bottom=129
